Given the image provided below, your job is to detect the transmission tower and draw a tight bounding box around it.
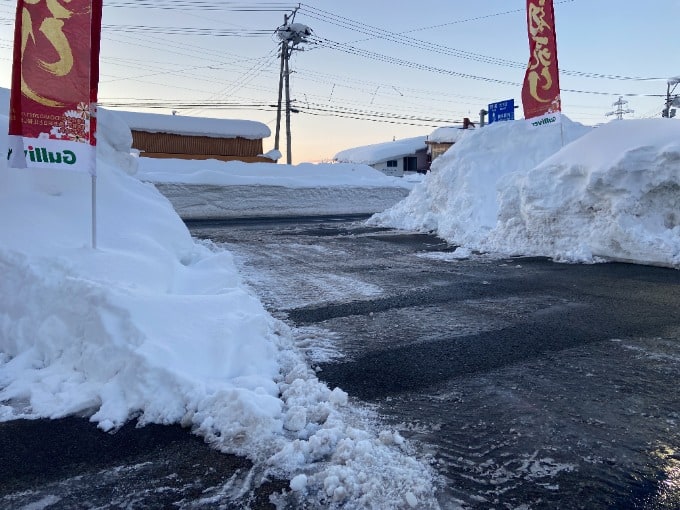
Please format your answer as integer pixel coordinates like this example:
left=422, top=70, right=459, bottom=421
left=605, top=97, right=634, bottom=120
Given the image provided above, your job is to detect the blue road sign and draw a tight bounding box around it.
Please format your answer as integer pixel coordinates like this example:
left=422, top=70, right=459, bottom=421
left=488, top=99, right=515, bottom=124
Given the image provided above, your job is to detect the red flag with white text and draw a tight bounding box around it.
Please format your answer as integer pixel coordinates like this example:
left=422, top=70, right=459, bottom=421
left=7, top=0, right=102, bottom=174
left=521, top=0, right=561, bottom=122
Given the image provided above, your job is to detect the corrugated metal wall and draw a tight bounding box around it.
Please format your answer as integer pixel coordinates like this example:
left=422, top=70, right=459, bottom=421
left=429, top=142, right=453, bottom=161
left=132, top=131, right=264, bottom=158
left=139, top=153, right=275, bottom=163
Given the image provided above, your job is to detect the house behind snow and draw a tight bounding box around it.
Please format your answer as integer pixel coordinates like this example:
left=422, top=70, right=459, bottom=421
left=426, top=118, right=475, bottom=162
left=334, top=136, right=428, bottom=176
left=116, top=111, right=274, bottom=163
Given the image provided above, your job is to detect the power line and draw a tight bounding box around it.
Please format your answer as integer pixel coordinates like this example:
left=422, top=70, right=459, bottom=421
left=98, top=98, right=461, bottom=126
left=185, top=47, right=279, bottom=115
left=296, top=3, right=664, bottom=83
left=104, top=1, right=294, bottom=11
left=2, top=1, right=658, bottom=129
left=393, top=2, right=573, bottom=34
left=105, top=24, right=274, bottom=37
left=306, top=36, right=667, bottom=99
left=309, top=36, right=519, bottom=87
left=100, top=31, right=281, bottom=99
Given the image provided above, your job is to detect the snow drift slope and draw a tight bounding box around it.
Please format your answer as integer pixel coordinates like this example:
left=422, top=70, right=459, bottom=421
left=0, top=110, right=438, bottom=508
left=488, top=119, right=680, bottom=266
left=371, top=117, right=680, bottom=268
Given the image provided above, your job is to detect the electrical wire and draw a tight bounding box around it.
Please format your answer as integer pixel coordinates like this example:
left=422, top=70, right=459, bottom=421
left=2, top=2, right=667, bottom=125
left=184, top=47, right=280, bottom=115
left=308, top=36, right=666, bottom=99
left=105, top=24, right=274, bottom=37
left=296, top=3, right=665, bottom=83
left=104, top=1, right=294, bottom=12
left=308, top=36, right=520, bottom=87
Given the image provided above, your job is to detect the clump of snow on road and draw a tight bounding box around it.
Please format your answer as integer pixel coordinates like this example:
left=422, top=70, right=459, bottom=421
left=371, top=116, right=680, bottom=268
left=0, top=107, right=437, bottom=508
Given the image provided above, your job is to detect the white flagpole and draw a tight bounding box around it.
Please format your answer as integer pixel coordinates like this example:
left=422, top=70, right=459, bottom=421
left=91, top=173, right=97, bottom=249
left=90, top=100, right=97, bottom=250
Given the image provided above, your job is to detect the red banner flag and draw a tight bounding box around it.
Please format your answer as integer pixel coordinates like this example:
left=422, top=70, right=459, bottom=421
left=521, top=0, right=561, bottom=121
left=7, top=0, right=103, bottom=174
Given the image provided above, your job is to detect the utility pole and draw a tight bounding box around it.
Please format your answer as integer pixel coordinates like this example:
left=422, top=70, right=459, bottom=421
left=274, top=13, right=287, bottom=155
left=663, top=78, right=679, bottom=118
left=284, top=45, right=292, bottom=164
left=274, top=8, right=311, bottom=165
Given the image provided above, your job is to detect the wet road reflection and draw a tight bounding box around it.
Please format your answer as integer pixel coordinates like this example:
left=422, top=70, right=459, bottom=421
left=193, top=217, right=680, bottom=509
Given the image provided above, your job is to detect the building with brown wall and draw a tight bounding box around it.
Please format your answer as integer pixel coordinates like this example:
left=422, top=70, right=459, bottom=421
left=116, top=111, right=275, bottom=163
left=426, top=118, right=476, bottom=163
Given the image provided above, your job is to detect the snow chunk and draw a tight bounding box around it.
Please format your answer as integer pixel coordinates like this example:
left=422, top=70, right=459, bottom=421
left=329, top=387, right=348, bottom=406
left=290, top=473, right=308, bottom=491
left=405, top=491, right=419, bottom=507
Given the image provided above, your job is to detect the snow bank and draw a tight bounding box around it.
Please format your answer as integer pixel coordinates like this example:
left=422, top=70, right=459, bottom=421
left=371, top=116, right=680, bottom=268
left=137, top=157, right=414, bottom=220
left=0, top=110, right=437, bottom=507
left=137, top=157, right=413, bottom=189
left=97, top=108, right=139, bottom=175
left=0, top=111, right=283, bottom=433
left=489, top=119, right=680, bottom=266
left=371, top=116, right=591, bottom=247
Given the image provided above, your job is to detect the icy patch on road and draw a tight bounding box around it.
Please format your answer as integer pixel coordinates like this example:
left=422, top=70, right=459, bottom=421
left=416, top=248, right=473, bottom=261
left=459, top=452, right=575, bottom=501
left=226, top=241, right=384, bottom=311
left=292, top=326, right=346, bottom=364
left=13, top=495, right=61, bottom=510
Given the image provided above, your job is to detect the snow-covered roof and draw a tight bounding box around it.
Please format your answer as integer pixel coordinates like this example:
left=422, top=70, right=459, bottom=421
left=427, top=126, right=474, bottom=144
left=115, top=110, right=271, bottom=140
left=334, top=136, right=427, bottom=165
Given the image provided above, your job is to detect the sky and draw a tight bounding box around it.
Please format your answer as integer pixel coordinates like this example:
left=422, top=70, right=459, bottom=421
left=1, top=79, right=680, bottom=508
left=1, top=0, right=679, bottom=163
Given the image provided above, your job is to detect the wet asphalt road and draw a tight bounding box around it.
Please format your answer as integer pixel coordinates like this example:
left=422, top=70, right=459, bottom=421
left=0, top=417, right=284, bottom=509
left=2, top=216, right=679, bottom=509
left=191, top=216, right=680, bottom=509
